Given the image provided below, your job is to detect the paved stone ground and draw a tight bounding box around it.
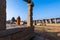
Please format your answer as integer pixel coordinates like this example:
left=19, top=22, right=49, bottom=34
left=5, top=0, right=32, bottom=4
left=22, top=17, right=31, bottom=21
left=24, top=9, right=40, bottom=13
left=6, top=24, right=48, bottom=40
left=30, top=31, right=52, bottom=40
left=32, top=34, right=49, bottom=40
left=33, top=31, right=57, bottom=40
left=6, top=24, right=27, bottom=29
left=6, top=24, right=60, bottom=40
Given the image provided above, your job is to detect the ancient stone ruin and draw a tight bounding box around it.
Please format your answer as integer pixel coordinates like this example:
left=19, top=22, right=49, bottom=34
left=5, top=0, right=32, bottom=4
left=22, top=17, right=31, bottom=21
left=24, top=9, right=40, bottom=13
left=0, top=0, right=34, bottom=40
left=16, top=16, right=21, bottom=25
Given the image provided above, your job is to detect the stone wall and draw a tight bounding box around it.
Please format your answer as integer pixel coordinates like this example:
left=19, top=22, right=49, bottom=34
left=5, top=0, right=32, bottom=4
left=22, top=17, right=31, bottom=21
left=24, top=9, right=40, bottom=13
left=0, top=0, right=6, bottom=30
left=0, top=27, right=34, bottom=40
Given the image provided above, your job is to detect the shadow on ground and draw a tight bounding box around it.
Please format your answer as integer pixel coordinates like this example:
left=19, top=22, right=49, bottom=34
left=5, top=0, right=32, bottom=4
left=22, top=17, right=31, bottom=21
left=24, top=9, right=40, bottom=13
left=31, top=30, right=60, bottom=40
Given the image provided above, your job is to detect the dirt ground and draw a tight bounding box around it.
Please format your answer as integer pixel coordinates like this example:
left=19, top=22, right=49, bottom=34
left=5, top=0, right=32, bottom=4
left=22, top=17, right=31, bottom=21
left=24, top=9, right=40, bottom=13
left=33, top=26, right=60, bottom=40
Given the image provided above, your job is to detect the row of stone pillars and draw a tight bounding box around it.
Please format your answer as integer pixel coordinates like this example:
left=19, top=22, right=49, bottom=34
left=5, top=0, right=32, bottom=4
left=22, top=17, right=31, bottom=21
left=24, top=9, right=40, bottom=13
left=33, top=18, right=60, bottom=25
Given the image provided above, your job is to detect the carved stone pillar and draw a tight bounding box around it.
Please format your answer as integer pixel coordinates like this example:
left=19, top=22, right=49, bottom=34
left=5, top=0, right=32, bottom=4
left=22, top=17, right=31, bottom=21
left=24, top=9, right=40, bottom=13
left=24, top=0, right=34, bottom=26
left=27, top=3, right=33, bottom=26
left=0, top=0, right=6, bottom=30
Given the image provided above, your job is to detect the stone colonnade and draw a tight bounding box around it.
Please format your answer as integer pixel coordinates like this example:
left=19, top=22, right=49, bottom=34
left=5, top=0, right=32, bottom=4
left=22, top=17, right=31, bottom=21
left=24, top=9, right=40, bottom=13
left=33, top=18, right=60, bottom=25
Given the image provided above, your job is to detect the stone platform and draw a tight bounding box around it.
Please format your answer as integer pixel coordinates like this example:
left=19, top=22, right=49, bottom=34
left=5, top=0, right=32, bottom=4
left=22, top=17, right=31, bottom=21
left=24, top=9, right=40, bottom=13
left=0, top=26, right=34, bottom=40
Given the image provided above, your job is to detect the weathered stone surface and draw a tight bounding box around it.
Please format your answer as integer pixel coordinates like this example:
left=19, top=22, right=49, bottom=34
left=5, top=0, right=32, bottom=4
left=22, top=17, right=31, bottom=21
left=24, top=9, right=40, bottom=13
left=0, top=0, right=6, bottom=30
left=24, top=0, right=34, bottom=26
left=0, top=27, right=34, bottom=40
left=27, top=3, right=33, bottom=26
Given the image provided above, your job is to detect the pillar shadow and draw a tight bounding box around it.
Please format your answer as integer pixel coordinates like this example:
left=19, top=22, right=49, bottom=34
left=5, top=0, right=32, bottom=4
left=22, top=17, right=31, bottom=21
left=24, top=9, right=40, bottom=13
left=34, top=30, right=60, bottom=40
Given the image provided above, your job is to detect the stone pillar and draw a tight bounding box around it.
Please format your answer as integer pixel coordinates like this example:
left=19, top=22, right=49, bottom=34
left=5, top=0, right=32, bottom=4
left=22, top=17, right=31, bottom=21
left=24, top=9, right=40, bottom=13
left=35, top=20, right=36, bottom=25
left=0, top=0, right=6, bottom=30
left=24, top=0, right=34, bottom=26
left=33, top=20, right=36, bottom=25
left=55, top=18, right=57, bottom=24
left=36, top=20, right=37, bottom=25
left=49, top=19, right=52, bottom=24
left=43, top=19, right=45, bottom=23
left=42, top=20, right=44, bottom=23
left=45, top=19, right=48, bottom=24
left=27, top=3, right=33, bottom=26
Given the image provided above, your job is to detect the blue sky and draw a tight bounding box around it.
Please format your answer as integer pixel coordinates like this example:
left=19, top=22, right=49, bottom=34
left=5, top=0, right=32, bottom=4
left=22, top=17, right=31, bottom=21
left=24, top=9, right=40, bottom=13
left=6, top=0, right=60, bottom=21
